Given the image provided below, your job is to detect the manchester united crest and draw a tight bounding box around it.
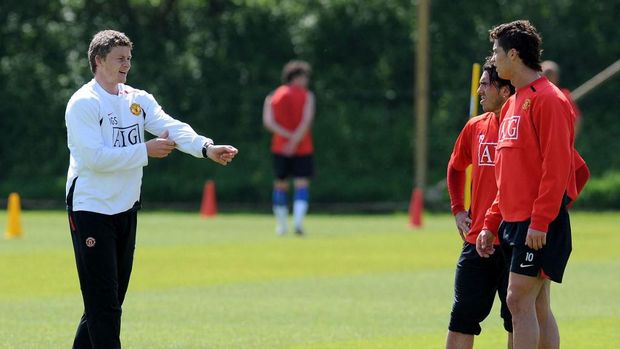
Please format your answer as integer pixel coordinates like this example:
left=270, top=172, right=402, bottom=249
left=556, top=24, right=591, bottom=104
left=130, top=103, right=142, bottom=116
left=521, top=99, right=531, bottom=111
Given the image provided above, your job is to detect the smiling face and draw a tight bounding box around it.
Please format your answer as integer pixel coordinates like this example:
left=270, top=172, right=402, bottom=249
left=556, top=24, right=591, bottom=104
left=478, top=71, right=504, bottom=114
left=95, top=45, right=132, bottom=92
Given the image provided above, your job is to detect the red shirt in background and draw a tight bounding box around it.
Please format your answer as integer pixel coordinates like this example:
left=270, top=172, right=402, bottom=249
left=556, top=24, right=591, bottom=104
left=447, top=112, right=499, bottom=245
left=568, top=150, right=590, bottom=206
left=561, top=88, right=582, bottom=126
left=270, top=84, right=313, bottom=155
left=484, top=77, right=576, bottom=234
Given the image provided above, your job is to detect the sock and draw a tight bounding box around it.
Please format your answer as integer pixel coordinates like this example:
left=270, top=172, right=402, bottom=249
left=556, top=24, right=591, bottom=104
left=293, top=186, right=309, bottom=230
left=273, top=188, right=288, bottom=233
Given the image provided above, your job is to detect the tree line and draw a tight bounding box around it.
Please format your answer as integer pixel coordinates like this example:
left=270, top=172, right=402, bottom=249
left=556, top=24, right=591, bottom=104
left=1, top=0, right=618, bottom=209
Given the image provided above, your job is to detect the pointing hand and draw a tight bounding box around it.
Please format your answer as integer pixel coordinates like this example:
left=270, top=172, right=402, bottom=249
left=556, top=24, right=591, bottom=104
left=206, top=145, right=239, bottom=166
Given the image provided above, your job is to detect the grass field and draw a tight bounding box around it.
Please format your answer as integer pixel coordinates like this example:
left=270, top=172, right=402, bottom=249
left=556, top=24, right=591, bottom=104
left=0, top=210, right=618, bottom=348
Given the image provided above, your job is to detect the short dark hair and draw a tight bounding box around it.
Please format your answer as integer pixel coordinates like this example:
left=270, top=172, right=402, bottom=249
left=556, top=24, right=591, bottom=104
left=88, top=30, right=133, bottom=74
left=483, top=58, right=515, bottom=95
left=281, top=60, right=311, bottom=84
left=489, top=20, right=542, bottom=71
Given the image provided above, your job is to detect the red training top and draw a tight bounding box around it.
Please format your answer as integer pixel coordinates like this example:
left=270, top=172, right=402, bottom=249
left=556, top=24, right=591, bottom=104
left=447, top=112, right=500, bottom=244
left=483, top=77, right=575, bottom=235
left=270, top=84, right=313, bottom=155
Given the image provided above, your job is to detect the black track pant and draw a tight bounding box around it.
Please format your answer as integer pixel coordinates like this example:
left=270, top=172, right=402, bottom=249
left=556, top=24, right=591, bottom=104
left=68, top=210, right=137, bottom=349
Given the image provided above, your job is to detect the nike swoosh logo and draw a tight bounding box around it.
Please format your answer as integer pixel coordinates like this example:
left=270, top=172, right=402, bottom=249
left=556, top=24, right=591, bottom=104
left=520, top=263, right=535, bottom=268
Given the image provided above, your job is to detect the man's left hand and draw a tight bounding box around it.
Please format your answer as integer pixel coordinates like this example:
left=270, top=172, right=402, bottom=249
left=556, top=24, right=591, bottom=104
left=525, top=228, right=546, bottom=250
left=207, top=145, right=238, bottom=166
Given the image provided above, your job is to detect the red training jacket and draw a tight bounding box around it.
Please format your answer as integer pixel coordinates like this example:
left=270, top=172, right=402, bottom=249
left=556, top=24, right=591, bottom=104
left=447, top=112, right=499, bottom=244
left=484, top=77, right=575, bottom=234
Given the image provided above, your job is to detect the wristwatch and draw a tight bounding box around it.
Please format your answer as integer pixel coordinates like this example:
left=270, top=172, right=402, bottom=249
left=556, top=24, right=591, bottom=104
left=202, top=141, right=213, bottom=158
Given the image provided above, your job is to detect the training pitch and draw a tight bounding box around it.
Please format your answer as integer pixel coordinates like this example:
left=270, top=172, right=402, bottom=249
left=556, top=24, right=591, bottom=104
left=0, top=211, right=618, bottom=348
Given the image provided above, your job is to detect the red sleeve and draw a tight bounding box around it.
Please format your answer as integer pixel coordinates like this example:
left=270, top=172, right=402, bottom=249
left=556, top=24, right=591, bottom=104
left=574, top=156, right=590, bottom=197
left=529, top=96, right=574, bottom=232
left=447, top=166, right=466, bottom=215
left=447, top=121, right=473, bottom=215
left=448, top=120, right=473, bottom=171
left=567, top=150, right=589, bottom=208
left=483, top=194, right=502, bottom=237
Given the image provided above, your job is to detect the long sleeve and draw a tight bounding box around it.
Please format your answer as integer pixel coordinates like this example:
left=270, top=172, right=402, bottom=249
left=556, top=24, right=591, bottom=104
left=447, top=166, right=466, bottom=215
left=483, top=194, right=502, bottom=237
left=529, top=97, right=574, bottom=232
left=447, top=120, right=472, bottom=215
left=143, top=93, right=212, bottom=158
left=574, top=155, right=590, bottom=197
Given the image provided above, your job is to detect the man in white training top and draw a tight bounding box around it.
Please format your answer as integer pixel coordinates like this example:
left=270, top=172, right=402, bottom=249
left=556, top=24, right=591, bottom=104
left=65, top=29, right=238, bottom=349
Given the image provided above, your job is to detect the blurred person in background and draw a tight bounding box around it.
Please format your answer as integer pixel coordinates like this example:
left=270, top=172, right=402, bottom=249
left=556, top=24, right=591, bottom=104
left=542, top=60, right=583, bottom=135
left=263, top=60, right=315, bottom=236
left=65, top=29, right=238, bottom=348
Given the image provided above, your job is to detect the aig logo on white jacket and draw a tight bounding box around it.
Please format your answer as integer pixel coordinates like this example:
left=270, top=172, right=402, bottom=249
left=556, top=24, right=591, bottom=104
left=97, top=89, right=147, bottom=149
left=113, top=124, right=142, bottom=147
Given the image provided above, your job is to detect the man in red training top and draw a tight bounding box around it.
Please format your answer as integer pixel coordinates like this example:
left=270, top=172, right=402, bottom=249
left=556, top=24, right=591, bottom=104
left=263, top=61, right=315, bottom=235
left=445, top=61, right=515, bottom=349
left=477, top=20, right=588, bottom=349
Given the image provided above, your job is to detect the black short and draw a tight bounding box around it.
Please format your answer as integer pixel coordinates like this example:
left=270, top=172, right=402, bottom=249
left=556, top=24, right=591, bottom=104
left=500, top=205, right=572, bottom=283
left=449, top=242, right=512, bottom=335
left=272, top=154, right=314, bottom=180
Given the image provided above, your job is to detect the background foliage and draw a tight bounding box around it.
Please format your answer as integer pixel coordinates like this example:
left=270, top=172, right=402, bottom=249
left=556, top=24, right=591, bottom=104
left=1, top=0, right=619, bottom=209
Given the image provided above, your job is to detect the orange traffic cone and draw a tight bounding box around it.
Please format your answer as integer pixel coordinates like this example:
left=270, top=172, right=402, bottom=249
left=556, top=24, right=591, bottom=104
left=408, top=188, right=423, bottom=228
left=5, top=192, right=23, bottom=239
left=200, top=180, right=217, bottom=218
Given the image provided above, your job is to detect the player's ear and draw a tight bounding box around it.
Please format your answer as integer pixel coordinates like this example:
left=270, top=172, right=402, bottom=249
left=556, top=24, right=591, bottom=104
left=499, top=86, right=510, bottom=99
left=509, top=48, right=518, bottom=61
left=95, top=55, right=104, bottom=67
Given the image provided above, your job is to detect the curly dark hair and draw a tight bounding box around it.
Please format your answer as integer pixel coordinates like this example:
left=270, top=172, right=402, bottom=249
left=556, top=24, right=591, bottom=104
left=483, top=57, right=515, bottom=95
left=88, top=30, right=133, bottom=74
left=489, top=20, right=542, bottom=71
left=281, top=60, right=311, bottom=84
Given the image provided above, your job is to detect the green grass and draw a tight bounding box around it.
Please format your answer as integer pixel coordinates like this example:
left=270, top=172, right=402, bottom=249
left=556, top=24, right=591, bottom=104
left=0, top=211, right=618, bottom=348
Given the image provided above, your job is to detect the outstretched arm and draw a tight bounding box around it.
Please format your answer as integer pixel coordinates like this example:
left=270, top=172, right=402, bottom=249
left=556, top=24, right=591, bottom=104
left=204, top=144, right=238, bottom=166
left=143, top=93, right=213, bottom=158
